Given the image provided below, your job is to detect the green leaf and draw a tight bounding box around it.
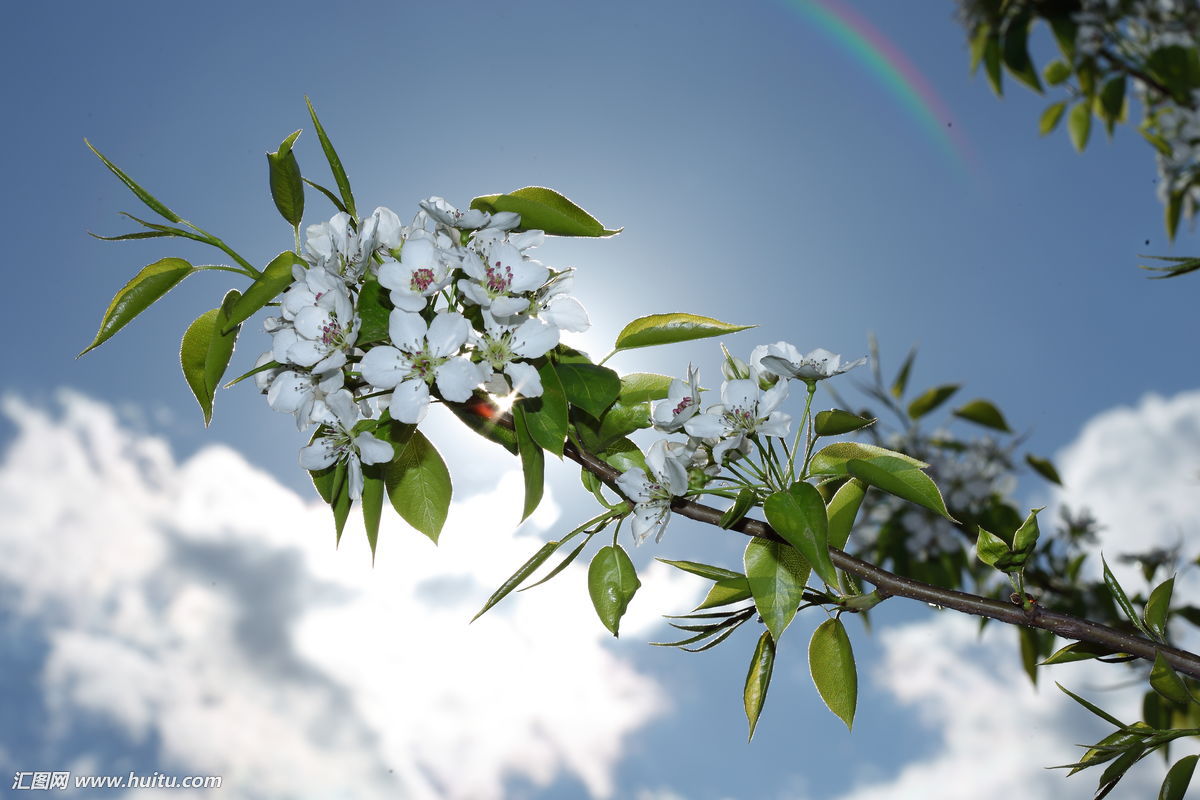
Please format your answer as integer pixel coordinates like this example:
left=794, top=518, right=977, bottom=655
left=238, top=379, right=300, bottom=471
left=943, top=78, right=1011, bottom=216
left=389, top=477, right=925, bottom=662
left=573, top=399, right=652, bottom=453
left=1068, top=101, right=1092, bottom=152
left=1041, top=641, right=1122, bottom=666
left=361, top=465, right=385, bottom=563
left=1019, top=626, right=1040, bottom=685
left=303, top=177, right=348, bottom=214
left=826, top=478, right=865, bottom=551
left=305, top=96, right=356, bottom=219
left=764, top=482, right=838, bottom=587
left=1097, top=75, right=1127, bottom=130
left=907, top=384, right=960, bottom=420
left=80, top=257, right=195, bottom=356
left=308, top=458, right=353, bottom=544
left=1145, top=577, right=1175, bottom=641
left=613, top=313, right=753, bottom=353
left=744, top=631, right=775, bottom=741
left=976, top=528, right=1012, bottom=570
left=472, top=540, right=561, bottom=622
left=355, top=278, right=392, bottom=345
left=657, top=558, right=743, bottom=582
left=597, top=437, right=646, bottom=475
left=890, top=348, right=916, bottom=398
left=1103, top=556, right=1154, bottom=639
left=267, top=129, right=305, bottom=228
left=1160, top=754, right=1198, bottom=800
left=743, top=538, right=809, bottom=641
left=224, top=251, right=305, bottom=331
left=696, top=577, right=753, bottom=610
left=385, top=430, right=451, bottom=543
left=588, top=545, right=640, bottom=636
left=618, top=372, right=674, bottom=403
left=521, top=362, right=569, bottom=456
left=953, top=398, right=1011, bottom=432
left=1039, top=101, right=1068, bottom=136
left=1001, top=14, right=1041, bottom=92
left=983, top=32, right=1003, bottom=95
left=1056, top=682, right=1126, bottom=728
left=1050, top=17, right=1078, bottom=61
left=446, top=397, right=519, bottom=454
left=1043, top=60, right=1072, bottom=86
left=223, top=358, right=280, bottom=388
left=808, top=442, right=928, bottom=476
left=555, top=362, right=620, bottom=418
left=179, top=289, right=242, bottom=425
left=85, top=139, right=182, bottom=223
left=1166, top=189, right=1184, bottom=241
left=520, top=535, right=590, bottom=592
left=512, top=404, right=544, bottom=521
left=470, top=186, right=619, bottom=237
left=847, top=457, right=954, bottom=521
left=1139, top=254, right=1200, bottom=279
left=1150, top=652, right=1194, bottom=706
left=809, top=618, right=857, bottom=730
left=1025, top=453, right=1062, bottom=485
left=1011, top=507, right=1042, bottom=556
left=814, top=410, right=875, bottom=436
left=719, top=488, right=758, bottom=530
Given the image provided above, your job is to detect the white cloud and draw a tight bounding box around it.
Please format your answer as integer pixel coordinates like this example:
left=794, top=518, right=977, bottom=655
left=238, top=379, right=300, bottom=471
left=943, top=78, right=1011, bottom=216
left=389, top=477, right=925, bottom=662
left=828, top=389, right=1200, bottom=800
left=0, top=390, right=703, bottom=799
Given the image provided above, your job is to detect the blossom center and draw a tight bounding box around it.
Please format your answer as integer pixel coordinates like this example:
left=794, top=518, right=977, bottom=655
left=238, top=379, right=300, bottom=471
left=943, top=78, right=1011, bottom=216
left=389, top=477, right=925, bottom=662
left=410, top=268, right=436, bottom=293
left=485, top=261, right=514, bottom=295
left=320, top=314, right=348, bottom=349
left=672, top=396, right=694, bottom=417
left=480, top=335, right=515, bottom=370
left=405, top=348, right=448, bottom=384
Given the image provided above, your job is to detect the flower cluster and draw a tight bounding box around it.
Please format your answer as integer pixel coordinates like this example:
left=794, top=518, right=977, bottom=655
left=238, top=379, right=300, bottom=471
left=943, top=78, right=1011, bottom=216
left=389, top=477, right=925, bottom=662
left=615, top=342, right=865, bottom=545
left=255, top=199, right=589, bottom=498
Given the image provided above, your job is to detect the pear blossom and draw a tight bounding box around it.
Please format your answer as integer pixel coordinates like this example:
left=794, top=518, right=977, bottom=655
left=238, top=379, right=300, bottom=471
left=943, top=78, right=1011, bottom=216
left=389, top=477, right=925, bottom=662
left=615, top=440, right=689, bottom=545
left=303, top=212, right=370, bottom=283
left=266, top=367, right=344, bottom=430
left=419, top=196, right=515, bottom=231
left=521, top=268, right=590, bottom=333
left=458, top=238, right=549, bottom=318
left=473, top=311, right=559, bottom=398
left=377, top=233, right=454, bottom=312
left=298, top=390, right=393, bottom=501
left=652, top=365, right=701, bottom=432
left=756, top=343, right=866, bottom=383
left=359, top=310, right=485, bottom=424
left=271, top=271, right=359, bottom=373
left=684, top=379, right=791, bottom=463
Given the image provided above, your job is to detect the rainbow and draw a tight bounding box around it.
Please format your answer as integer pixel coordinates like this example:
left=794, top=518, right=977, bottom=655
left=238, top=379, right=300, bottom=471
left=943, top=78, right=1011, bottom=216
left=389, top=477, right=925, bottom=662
left=780, top=0, right=976, bottom=176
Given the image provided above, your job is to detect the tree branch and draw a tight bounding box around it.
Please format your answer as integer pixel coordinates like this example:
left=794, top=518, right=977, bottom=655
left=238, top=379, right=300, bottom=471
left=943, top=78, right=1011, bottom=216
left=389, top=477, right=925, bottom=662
left=554, top=434, right=1200, bottom=680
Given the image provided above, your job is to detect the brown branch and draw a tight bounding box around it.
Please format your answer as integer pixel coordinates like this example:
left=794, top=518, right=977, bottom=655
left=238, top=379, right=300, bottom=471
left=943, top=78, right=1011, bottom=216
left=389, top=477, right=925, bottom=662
left=553, top=434, right=1200, bottom=680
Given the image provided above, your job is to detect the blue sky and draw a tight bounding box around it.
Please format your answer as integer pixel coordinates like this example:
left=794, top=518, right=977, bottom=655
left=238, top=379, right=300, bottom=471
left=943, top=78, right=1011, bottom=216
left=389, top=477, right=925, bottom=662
left=3, top=1, right=1199, bottom=798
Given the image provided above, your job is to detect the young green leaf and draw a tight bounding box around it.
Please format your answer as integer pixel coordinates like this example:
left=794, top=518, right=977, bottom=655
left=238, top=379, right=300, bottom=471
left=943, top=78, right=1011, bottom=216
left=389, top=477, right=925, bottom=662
left=472, top=539, right=562, bottom=622
left=360, top=465, right=385, bottom=563
left=1150, top=652, right=1195, bottom=706
left=613, top=313, right=753, bottom=353
left=385, top=430, right=452, bottom=543
left=695, top=577, right=753, bottom=610
left=555, top=362, right=621, bottom=417
left=267, top=129, right=305, bottom=228
left=1056, top=682, right=1127, bottom=728
left=809, top=618, right=857, bottom=730
left=743, top=538, right=810, bottom=641
left=952, top=398, right=1011, bottom=432
left=1043, top=60, right=1072, bottom=85
left=1025, top=453, right=1062, bottom=485
left=826, top=478, right=866, bottom=551
left=1159, top=754, right=1198, bottom=800
left=469, top=186, right=619, bottom=237
left=80, top=258, right=195, bottom=356
left=889, top=348, right=916, bottom=398
left=719, top=488, right=758, bottom=530
left=1040, top=641, right=1122, bottom=666
left=975, top=527, right=1012, bottom=570
left=355, top=278, right=392, bottom=345
left=588, top=545, right=640, bottom=636
left=656, top=558, right=744, bottom=582
left=1144, top=576, right=1175, bottom=641
left=224, top=251, right=306, bottom=330
left=522, top=362, right=569, bottom=456
left=512, top=404, right=544, bottom=521
left=764, top=482, right=838, bottom=587
left=1040, top=101, right=1068, bottom=135
left=1068, top=100, right=1092, bottom=152
left=1011, top=507, right=1042, bottom=556
left=305, top=96, right=356, bottom=219
left=180, top=289, right=242, bottom=425
left=744, top=631, right=776, bottom=741
left=1102, top=556, right=1155, bottom=639
left=814, top=410, right=875, bottom=436
left=847, top=457, right=955, bottom=521
left=618, top=372, right=674, bottom=403
left=808, top=442, right=928, bottom=476
left=1001, top=14, right=1041, bottom=92
left=907, top=384, right=960, bottom=420
left=85, top=139, right=183, bottom=223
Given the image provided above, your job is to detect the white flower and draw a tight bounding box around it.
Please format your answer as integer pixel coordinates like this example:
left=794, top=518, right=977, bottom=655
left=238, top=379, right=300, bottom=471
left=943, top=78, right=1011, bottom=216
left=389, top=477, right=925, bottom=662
left=473, top=311, right=559, bottom=398
left=419, top=196, right=493, bottom=230
left=457, top=239, right=549, bottom=318
left=252, top=351, right=284, bottom=394
left=757, top=344, right=866, bottom=383
left=520, top=268, right=590, bottom=333
left=303, top=212, right=370, bottom=283
left=615, top=440, right=689, bottom=545
left=358, top=311, right=485, bottom=424
left=683, top=379, right=791, bottom=463
left=652, top=365, right=701, bottom=432
left=377, top=233, right=454, bottom=312
left=359, top=206, right=404, bottom=257
left=298, top=390, right=393, bottom=500
left=266, top=367, right=344, bottom=430
left=272, top=271, right=359, bottom=373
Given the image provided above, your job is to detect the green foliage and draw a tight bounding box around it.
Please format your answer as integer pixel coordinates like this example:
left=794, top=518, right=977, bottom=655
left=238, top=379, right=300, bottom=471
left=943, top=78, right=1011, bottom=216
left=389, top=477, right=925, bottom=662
left=814, top=409, right=875, bottom=436
left=809, top=618, right=857, bottom=730
left=385, top=429, right=452, bottom=544
left=764, top=482, right=838, bottom=588
left=471, top=186, right=620, bottom=237
left=743, top=631, right=775, bottom=740
left=846, top=456, right=954, bottom=521
left=555, top=361, right=621, bottom=418
left=612, top=312, right=753, bottom=354
left=743, top=538, right=809, bottom=641
left=80, top=257, right=195, bottom=356
left=618, top=372, right=674, bottom=403
left=266, top=129, right=305, bottom=229
left=224, top=251, right=306, bottom=330
left=180, top=289, right=242, bottom=425
left=305, top=96, right=356, bottom=219
left=588, top=544, right=640, bottom=636
left=512, top=404, right=544, bottom=521
left=952, top=398, right=1011, bottom=432
left=907, top=384, right=959, bottom=420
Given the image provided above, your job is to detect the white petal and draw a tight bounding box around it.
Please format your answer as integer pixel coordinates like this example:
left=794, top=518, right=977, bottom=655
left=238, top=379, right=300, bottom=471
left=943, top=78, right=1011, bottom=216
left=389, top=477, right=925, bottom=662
left=359, top=346, right=410, bottom=390
left=299, top=439, right=338, bottom=470
left=758, top=411, right=792, bottom=439
left=511, top=317, right=559, bottom=358
left=436, top=358, right=484, bottom=402
left=347, top=455, right=364, bottom=501
left=490, top=295, right=530, bottom=318
left=721, top=379, right=759, bottom=413
left=426, top=312, right=470, bottom=357
left=684, top=412, right=728, bottom=439
left=388, top=380, right=431, bottom=424
left=354, top=432, right=394, bottom=465
left=503, top=362, right=542, bottom=397
left=760, top=381, right=789, bottom=415
left=388, top=310, right=428, bottom=353
left=541, top=295, right=590, bottom=333
left=616, top=468, right=653, bottom=503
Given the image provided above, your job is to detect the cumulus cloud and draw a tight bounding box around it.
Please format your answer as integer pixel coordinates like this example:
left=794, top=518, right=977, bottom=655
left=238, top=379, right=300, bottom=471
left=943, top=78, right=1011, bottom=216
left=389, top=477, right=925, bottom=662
left=829, top=389, right=1200, bottom=800
left=0, top=390, right=702, bottom=799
